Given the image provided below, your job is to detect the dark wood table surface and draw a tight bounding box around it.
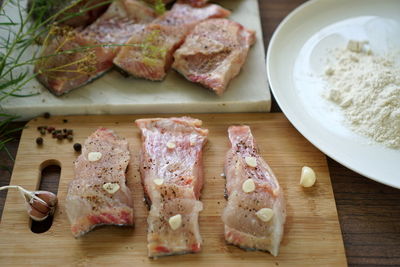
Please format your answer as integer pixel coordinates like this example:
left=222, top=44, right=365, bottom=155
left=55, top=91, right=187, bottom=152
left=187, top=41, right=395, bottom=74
left=1, top=1, right=400, bottom=266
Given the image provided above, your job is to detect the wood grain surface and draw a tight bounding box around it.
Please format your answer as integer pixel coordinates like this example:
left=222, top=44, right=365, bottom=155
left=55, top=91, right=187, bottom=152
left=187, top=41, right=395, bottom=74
left=1, top=1, right=400, bottom=266
left=0, top=114, right=346, bottom=266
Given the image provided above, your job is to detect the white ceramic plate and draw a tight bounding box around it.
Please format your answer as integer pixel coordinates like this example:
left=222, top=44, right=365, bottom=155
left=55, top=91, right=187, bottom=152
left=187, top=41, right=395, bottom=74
left=267, top=0, right=400, bottom=188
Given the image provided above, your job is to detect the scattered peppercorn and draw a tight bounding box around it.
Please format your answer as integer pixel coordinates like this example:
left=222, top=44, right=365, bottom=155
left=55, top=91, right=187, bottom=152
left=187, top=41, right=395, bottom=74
left=73, top=143, right=82, bottom=152
left=63, top=119, right=68, bottom=123
left=63, top=128, right=67, bottom=133
left=36, top=137, right=43, bottom=145
left=43, top=112, right=50, bottom=119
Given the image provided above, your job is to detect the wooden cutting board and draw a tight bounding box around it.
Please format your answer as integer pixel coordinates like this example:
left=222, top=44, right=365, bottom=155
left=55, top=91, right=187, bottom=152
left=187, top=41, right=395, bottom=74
left=0, top=114, right=347, bottom=266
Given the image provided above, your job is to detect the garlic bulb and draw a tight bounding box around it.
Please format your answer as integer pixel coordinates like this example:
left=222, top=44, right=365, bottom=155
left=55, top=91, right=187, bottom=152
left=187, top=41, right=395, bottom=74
left=0, top=185, right=57, bottom=221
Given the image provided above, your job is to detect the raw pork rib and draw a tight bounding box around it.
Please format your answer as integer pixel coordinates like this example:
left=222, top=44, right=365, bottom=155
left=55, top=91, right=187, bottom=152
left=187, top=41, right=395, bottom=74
left=113, top=1, right=230, bottom=81
left=222, top=126, right=286, bottom=256
left=65, top=128, right=133, bottom=237
left=36, top=0, right=157, bottom=95
left=173, top=19, right=256, bottom=95
left=136, top=117, right=208, bottom=257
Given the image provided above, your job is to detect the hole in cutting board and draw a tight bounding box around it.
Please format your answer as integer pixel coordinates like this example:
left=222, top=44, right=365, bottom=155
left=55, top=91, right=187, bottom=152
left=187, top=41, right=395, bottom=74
left=30, top=160, right=61, bottom=234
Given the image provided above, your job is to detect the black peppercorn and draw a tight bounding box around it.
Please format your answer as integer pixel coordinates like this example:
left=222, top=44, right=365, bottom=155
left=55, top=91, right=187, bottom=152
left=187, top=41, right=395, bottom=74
left=36, top=137, right=43, bottom=145
left=43, top=112, right=50, bottom=119
left=73, top=143, right=82, bottom=152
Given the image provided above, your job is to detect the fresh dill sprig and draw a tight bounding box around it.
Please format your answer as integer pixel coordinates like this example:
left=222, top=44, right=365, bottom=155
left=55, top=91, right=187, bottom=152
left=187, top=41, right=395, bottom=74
left=154, top=0, right=166, bottom=15
left=0, top=0, right=113, bottom=160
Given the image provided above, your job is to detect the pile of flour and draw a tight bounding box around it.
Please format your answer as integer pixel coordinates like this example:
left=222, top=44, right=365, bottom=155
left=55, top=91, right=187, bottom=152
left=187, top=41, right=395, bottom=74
left=324, top=41, right=400, bottom=149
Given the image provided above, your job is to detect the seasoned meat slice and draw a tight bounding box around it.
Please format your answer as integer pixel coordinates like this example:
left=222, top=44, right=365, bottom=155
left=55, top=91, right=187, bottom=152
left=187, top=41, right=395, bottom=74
left=113, top=2, right=230, bottom=81
left=65, top=128, right=133, bottom=237
left=222, top=125, right=286, bottom=256
left=136, top=117, right=208, bottom=257
left=173, top=19, right=256, bottom=95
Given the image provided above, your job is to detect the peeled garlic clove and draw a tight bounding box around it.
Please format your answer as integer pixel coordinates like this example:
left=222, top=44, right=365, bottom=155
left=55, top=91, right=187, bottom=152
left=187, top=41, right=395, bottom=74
left=242, top=179, right=256, bottom=193
left=35, top=191, right=58, bottom=208
left=168, top=214, right=182, bottom=230
left=300, top=166, right=317, bottom=187
left=256, top=208, right=274, bottom=222
left=245, top=156, right=257, bottom=168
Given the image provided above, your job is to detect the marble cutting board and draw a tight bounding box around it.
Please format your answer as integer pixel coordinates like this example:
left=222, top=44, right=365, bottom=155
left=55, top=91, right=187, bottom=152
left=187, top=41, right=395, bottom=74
left=1, top=0, right=270, bottom=120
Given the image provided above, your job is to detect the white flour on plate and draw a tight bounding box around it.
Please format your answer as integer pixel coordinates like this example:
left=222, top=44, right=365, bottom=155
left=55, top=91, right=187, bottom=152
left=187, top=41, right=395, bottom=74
left=323, top=41, right=400, bottom=149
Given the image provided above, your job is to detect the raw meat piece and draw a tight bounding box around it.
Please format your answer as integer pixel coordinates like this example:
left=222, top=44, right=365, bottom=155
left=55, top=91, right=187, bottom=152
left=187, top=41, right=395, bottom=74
left=113, top=2, right=230, bottom=81
left=65, top=128, right=133, bottom=237
left=136, top=117, right=208, bottom=204
left=147, top=199, right=203, bottom=257
left=222, top=125, right=286, bottom=256
left=35, top=0, right=157, bottom=95
left=136, top=117, right=208, bottom=257
left=173, top=19, right=256, bottom=95
left=28, top=0, right=110, bottom=28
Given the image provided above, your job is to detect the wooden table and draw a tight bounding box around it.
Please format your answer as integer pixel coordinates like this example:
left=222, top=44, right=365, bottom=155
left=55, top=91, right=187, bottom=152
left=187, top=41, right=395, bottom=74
left=1, top=1, right=399, bottom=266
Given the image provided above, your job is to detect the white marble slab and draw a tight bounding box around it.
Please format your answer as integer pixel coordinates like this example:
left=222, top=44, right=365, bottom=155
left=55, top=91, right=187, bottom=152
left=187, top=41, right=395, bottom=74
left=1, top=0, right=270, bottom=120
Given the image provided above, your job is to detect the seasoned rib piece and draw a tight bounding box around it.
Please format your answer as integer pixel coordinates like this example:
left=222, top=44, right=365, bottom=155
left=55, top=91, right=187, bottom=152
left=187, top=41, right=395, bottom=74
left=113, top=2, right=230, bottom=81
left=65, top=128, right=133, bottom=237
left=136, top=117, right=208, bottom=257
left=173, top=19, right=256, bottom=95
left=35, top=0, right=157, bottom=95
left=222, top=126, right=286, bottom=256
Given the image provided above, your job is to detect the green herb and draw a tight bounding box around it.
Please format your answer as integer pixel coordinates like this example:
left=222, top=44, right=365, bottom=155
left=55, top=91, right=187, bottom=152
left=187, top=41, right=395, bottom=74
left=154, top=0, right=166, bottom=15
left=0, top=0, right=112, bottom=160
left=140, top=29, right=167, bottom=66
left=0, top=113, right=22, bottom=162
